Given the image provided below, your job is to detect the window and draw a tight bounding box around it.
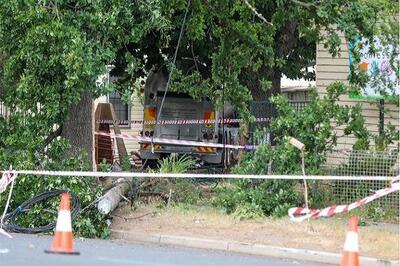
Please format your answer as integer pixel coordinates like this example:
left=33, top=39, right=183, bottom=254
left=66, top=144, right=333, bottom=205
left=108, top=91, right=130, bottom=127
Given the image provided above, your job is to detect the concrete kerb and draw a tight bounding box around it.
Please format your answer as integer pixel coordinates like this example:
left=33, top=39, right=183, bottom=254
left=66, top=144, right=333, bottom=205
left=111, top=230, right=399, bottom=266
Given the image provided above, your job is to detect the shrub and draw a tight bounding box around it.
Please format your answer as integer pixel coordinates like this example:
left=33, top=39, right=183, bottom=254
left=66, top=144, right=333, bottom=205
left=158, top=153, right=196, bottom=173
left=212, top=144, right=300, bottom=219
left=214, top=83, right=376, bottom=218
left=140, top=154, right=202, bottom=205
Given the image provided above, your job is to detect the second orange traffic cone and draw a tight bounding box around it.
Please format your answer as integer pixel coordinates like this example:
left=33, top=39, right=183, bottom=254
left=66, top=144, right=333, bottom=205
left=45, top=192, right=80, bottom=255
left=340, top=216, right=359, bottom=266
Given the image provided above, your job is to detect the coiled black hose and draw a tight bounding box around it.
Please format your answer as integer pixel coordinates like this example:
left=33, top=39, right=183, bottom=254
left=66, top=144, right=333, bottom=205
left=2, top=189, right=80, bottom=234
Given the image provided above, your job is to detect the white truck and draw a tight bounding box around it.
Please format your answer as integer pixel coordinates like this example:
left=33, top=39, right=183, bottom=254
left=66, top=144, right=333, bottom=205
left=139, top=70, right=239, bottom=165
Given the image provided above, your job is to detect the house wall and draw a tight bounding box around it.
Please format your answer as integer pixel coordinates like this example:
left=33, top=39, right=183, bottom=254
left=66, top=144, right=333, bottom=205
left=316, top=32, right=399, bottom=150
left=122, top=95, right=143, bottom=153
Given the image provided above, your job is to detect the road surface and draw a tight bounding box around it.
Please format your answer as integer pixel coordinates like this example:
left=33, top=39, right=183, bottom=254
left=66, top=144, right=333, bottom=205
left=0, top=234, right=325, bottom=266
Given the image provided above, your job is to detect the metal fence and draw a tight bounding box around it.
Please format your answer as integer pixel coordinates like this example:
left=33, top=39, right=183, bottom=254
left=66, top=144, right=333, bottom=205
left=268, top=149, right=399, bottom=218
left=248, top=100, right=310, bottom=145
left=234, top=139, right=399, bottom=219
left=320, top=149, right=399, bottom=218
left=324, top=149, right=399, bottom=177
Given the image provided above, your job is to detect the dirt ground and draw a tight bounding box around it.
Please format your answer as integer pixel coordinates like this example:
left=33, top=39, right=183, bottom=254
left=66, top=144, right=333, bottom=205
left=110, top=203, right=400, bottom=261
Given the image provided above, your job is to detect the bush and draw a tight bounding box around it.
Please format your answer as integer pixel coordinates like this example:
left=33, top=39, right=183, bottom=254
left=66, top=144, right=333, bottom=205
left=158, top=153, right=196, bottom=173
left=214, top=83, right=376, bottom=218
left=212, top=144, right=300, bottom=219
left=268, top=84, right=370, bottom=174
left=139, top=154, right=202, bottom=206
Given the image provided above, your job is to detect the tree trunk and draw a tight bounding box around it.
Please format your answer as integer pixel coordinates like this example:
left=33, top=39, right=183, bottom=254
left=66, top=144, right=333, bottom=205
left=61, top=92, right=94, bottom=170
left=271, top=69, right=281, bottom=95
left=243, top=67, right=282, bottom=101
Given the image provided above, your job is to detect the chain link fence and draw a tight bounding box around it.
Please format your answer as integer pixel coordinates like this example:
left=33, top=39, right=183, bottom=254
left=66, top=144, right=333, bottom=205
left=319, top=149, right=399, bottom=219
left=268, top=149, right=399, bottom=220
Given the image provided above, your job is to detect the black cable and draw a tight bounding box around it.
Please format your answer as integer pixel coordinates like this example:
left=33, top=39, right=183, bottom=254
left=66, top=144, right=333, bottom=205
left=141, top=0, right=191, bottom=170
left=2, top=190, right=80, bottom=234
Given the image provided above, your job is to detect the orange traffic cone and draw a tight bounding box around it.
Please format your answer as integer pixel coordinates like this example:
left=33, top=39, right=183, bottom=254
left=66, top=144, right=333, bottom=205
left=45, top=192, right=80, bottom=255
left=340, top=216, right=359, bottom=266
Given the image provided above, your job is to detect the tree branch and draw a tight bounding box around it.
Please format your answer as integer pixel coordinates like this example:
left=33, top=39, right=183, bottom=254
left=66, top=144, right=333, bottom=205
left=290, top=0, right=318, bottom=8
left=243, top=0, right=273, bottom=26
left=43, top=125, right=63, bottom=147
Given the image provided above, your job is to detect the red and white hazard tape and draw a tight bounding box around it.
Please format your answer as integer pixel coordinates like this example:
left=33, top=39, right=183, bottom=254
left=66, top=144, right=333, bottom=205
left=95, top=132, right=256, bottom=150
left=0, top=170, right=392, bottom=181
left=96, top=117, right=272, bottom=125
left=1, top=171, right=17, bottom=239
left=0, top=171, right=16, bottom=194
left=288, top=176, right=400, bottom=222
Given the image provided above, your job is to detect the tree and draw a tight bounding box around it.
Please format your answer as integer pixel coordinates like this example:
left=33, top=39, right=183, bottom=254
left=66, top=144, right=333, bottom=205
left=0, top=1, right=169, bottom=168
left=113, top=0, right=398, bottom=108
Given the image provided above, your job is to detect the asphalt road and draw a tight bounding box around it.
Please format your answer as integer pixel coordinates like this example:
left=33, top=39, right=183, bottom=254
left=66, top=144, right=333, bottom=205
left=0, top=234, right=325, bottom=266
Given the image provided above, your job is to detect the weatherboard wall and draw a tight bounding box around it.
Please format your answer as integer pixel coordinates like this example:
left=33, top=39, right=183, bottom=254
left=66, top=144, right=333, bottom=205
left=316, top=33, right=399, bottom=150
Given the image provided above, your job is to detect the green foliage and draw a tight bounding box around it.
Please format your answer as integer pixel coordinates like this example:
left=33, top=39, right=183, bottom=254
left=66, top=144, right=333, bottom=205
left=374, top=123, right=399, bottom=151
left=0, top=1, right=396, bottom=159
left=153, top=154, right=202, bottom=205
left=0, top=1, right=395, bottom=160
left=158, top=153, right=196, bottom=173
left=340, top=201, right=399, bottom=224
left=0, top=1, right=168, bottom=238
left=213, top=177, right=300, bottom=219
left=110, top=0, right=397, bottom=107
left=214, top=82, right=387, bottom=218
left=0, top=1, right=168, bottom=161
left=213, top=145, right=300, bottom=219
left=0, top=141, right=109, bottom=238
left=120, top=157, right=133, bottom=172
left=232, top=202, right=264, bottom=220
left=269, top=83, right=371, bottom=174
left=98, top=159, right=111, bottom=172
left=168, top=178, right=203, bottom=205
left=159, top=153, right=201, bottom=204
